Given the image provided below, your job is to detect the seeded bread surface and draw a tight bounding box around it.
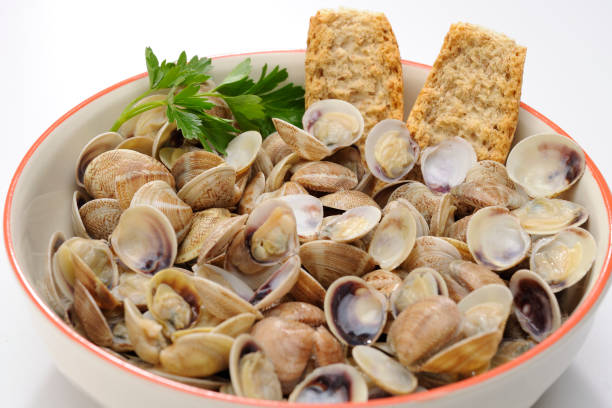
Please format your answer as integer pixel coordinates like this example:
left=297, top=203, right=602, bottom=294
left=407, top=22, right=526, bottom=163
left=305, top=8, right=403, bottom=148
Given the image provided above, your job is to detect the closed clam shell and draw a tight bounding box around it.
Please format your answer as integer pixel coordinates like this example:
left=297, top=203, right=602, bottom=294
left=159, top=332, right=234, bottom=377
left=251, top=316, right=316, bottom=394
left=300, top=240, right=376, bottom=288
left=402, top=236, right=462, bottom=273
left=171, top=150, right=225, bottom=190
left=229, top=334, right=282, bottom=400
left=75, top=131, right=124, bottom=188
left=262, top=131, right=293, bottom=165
left=77, top=197, right=122, bottom=240
left=529, top=227, right=596, bottom=292
left=239, top=171, right=266, bottom=215
left=124, top=298, right=167, bottom=364
left=312, top=326, right=345, bottom=367
left=447, top=260, right=505, bottom=302
left=369, top=202, right=416, bottom=271
left=467, top=206, right=531, bottom=271
left=110, top=205, right=177, bottom=275
left=176, top=208, right=231, bottom=264
left=291, top=161, right=358, bottom=193
left=388, top=181, right=440, bottom=223
left=288, top=363, right=368, bottom=403
left=465, top=160, right=516, bottom=189
left=224, top=130, right=262, bottom=176
left=320, top=190, right=379, bottom=211
left=265, top=152, right=303, bottom=192
left=512, top=198, right=588, bottom=235
left=324, top=276, right=387, bottom=346
left=388, top=296, right=462, bottom=370
left=264, top=301, right=326, bottom=327
left=131, top=180, right=193, bottom=242
left=352, top=345, right=418, bottom=395
left=450, top=181, right=527, bottom=213
left=506, top=133, right=586, bottom=198
left=116, top=136, right=154, bottom=156
left=273, top=118, right=330, bottom=161
left=177, top=164, right=236, bottom=210
left=390, top=267, right=449, bottom=317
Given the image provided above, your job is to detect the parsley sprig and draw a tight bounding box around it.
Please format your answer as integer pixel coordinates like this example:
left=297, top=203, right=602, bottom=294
left=111, top=48, right=305, bottom=153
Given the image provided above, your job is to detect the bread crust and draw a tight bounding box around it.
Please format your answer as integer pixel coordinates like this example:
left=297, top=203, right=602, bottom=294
left=305, top=8, right=403, bottom=143
left=407, top=22, right=527, bottom=163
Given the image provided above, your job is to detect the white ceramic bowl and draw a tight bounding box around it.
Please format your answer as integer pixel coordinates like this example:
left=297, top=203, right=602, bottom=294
left=5, top=51, right=612, bottom=408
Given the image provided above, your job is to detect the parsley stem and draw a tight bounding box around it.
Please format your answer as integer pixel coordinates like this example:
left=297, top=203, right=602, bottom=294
left=110, top=100, right=167, bottom=132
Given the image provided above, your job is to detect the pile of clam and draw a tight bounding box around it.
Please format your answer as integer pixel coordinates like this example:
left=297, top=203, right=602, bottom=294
left=43, top=97, right=596, bottom=402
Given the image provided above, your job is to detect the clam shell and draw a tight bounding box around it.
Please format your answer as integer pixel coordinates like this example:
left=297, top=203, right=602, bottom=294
left=465, top=160, right=515, bottom=189
left=249, top=255, right=301, bottom=311
left=291, top=161, right=358, bottom=193
left=262, top=131, right=293, bottom=165
left=447, top=260, right=505, bottom=302
left=195, top=214, right=247, bottom=266
left=429, top=193, right=456, bottom=237
left=159, top=332, right=233, bottom=377
left=116, top=136, right=154, bottom=156
left=111, top=271, right=150, bottom=308
left=171, top=150, right=225, bottom=190
left=72, top=280, right=114, bottom=348
left=320, top=190, right=379, bottom=211
left=194, top=263, right=254, bottom=301
left=402, top=236, right=461, bottom=273
left=388, top=181, right=440, bottom=223
left=124, top=298, right=167, bottom=364
left=506, top=133, right=586, bottom=198
left=238, top=171, right=266, bottom=215
left=71, top=190, right=90, bottom=238
left=273, top=118, right=330, bottom=161
left=224, top=130, right=262, bottom=176
left=512, top=198, right=588, bottom=235
left=288, top=363, right=368, bottom=403
left=192, top=275, right=262, bottom=320
left=77, top=197, right=122, bottom=240
left=278, top=194, right=324, bottom=241
left=75, top=131, right=124, bottom=188
left=450, top=181, right=527, bottom=212
left=421, top=137, right=477, bottom=193
left=110, top=205, right=177, bottom=275
left=44, top=232, right=71, bottom=319
left=383, top=198, right=429, bottom=237
left=312, top=325, right=345, bottom=367
left=177, top=164, right=236, bottom=210
left=369, top=202, right=416, bottom=270
left=390, top=267, right=449, bottom=318
left=352, top=345, right=418, bottom=395
left=212, top=313, right=257, bottom=338
left=176, top=208, right=231, bottom=264
left=264, top=301, right=326, bottom=327
left=253, top=148, right=273, bottom=178
left=289, top=268, right=326, bottom=308
left=265, top=152, right=302, bottom=192
left=362, top=269, right=403, bottom=299
left=300, top=240, right=376, bottom=288
left=319, top=205, right=381, bottom=243
left=302, top=99, right=364, bottom=151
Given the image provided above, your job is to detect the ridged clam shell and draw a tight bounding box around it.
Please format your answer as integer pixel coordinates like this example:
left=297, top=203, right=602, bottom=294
left=177, top=164, right=236, bottom=210
left=239, top=171, right=266, bottom=215
left=75, top=131, right=124, bottom=188
left=171, top=150, right=225, bottom=190
left=291, top=161, right=357, bottom=193
left=116, top=136, right=154, bottom=156
left=402, top=236, right=462, bottom=274
left=320, top=190, right=379, bottom=211
left=299, top=240, right=375, bottom=288
left=159, top=332, right=233, bottom=377
left=288, top=268, right=326, bottom=308
left=388, top=181, right=440, bottom=223
left=77, top=197, right=123, bottom=240
left=273, top=118, right=331, bottom=161
left=262, top=131, right=293, bottom=165
left=131, top=180, right=193, bottom=242
left=176, top=208, right=231, bottom=264
left=195, top=214, right=247, bottom=267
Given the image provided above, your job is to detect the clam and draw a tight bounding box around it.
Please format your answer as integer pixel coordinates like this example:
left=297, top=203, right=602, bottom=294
left=506, top=133, right=586, bottom=198
left=328, top=146, right=366, bottom=182
left=365, top=119, right=420, bottom=183
left=446, top=260, right=505, bottom=302
left=54, top=237, right=119, bottom=310
left=324, top=276, right=387, bottom=346
left=429, top=193, right=456, bottom=237
left=529, top=227, right=596, bottom=292
left=352, top=346, right=418, bottom=395
left=512, top=198, right=588, bottom=235
left=420, top=137, right=477, bottom=193
left=319, top=205, right=381, bottom=243
left=128, top=95, right=169, bottom=139
left=177, top=164, right=236, bottom=210
left=194, top=263, right=254, bottom=301
left=466, top=206, right=531, bottom=271
left=212, top=313, right=258, bottom=338
left=75, top=196, right=122, bottom=240
left=251, top=316, right=316, bottom=394
left=130, top=180, right=193, bottom=242
left=291, top=161, right=358, bottom=192
left=300, top=240, right=375, bottom=288
left=43, top=232, right=71, bottom=319
left=278, top=194, right=324, bottom=241
left=265, top=153, right=302, bottom=192
left=445, top=215, right=471, bottom=242
left=238, top=171, right=266, bottom=215
left=176, top=208, right=231, bottom=264
left=289, top=268, right=327, bottom=307
left=465, top=160, right=516, bottom=189
left=229, top=334, right=282, bottom=400
left=159, top=146, right=191, bottom=169
left=116, top=136, right=154, bottom=156
left=402, top=236, right=461, bottom=274
left=288, top=363, right=368, bottom=403
left=510, top=269, right=561, bottom=342
left=491, top=338, right=537, bottom=368
left=388, top=181, right=440, bottom=223
left=312, top=325, right=345, bottom=367
left=225, top=199, right=298, bottom=276
left=224, top=130, right=262, bottom=176
left=273, top=99, right=364, bottom=161
left=171, top=150, right=225, bottom=190
left=151, top=121, right=183, bottom=160
left=146, top=268, right=204, bottom=335
left=457, top=284, right=513, bottom=337
left=264, top=301, right=326, bottom=327
left=159, top=332, right=233, bottom=377
left=390, top=267, right=449, bottom=317
left=111, top=271, right=150, bottom=308
left=320, top=190, right=379, bottom=211
left=75, top=131, right=124, bottom=188
left=110, top=205, right=177, bottom=275
left=450, top=180, right=527, bottom=213
left=195, top=214, right=248, bottom=267
left=248, top=255, right=301, bottom=311
left=368, top=202, right=417, bottom=270
left=262, top=131, right=293, bottom=165
left=71, top=190, right=90, bottom=238
left=362, top=269, right=403, bottom=299
left=124, top=298, right=167, bottom=364
left=253, top=148, right=273, bottom=178
left=388, top=296, right=462, bottom=370
left=192, top=275, right=262, bottom=320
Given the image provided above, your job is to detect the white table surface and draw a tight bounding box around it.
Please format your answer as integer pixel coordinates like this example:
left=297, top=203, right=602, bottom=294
left=1, top=0, right=611, bottom=406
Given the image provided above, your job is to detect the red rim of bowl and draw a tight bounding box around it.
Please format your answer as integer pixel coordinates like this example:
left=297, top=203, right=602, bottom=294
left=4, top=50, right=612, bottom=407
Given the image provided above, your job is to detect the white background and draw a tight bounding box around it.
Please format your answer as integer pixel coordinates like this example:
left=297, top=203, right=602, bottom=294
left=1, top=0, right=611, bottom=406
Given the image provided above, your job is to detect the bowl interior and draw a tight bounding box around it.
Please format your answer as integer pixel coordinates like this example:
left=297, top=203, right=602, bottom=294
left=6, top=50, right=612, bottom=400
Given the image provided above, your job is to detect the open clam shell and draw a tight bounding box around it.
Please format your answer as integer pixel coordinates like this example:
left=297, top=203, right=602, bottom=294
left=369, top=203, right=417, bottom=271
left=110, top=205, right=177, bottom=275
left=159, top=332, right=234, bottom=378
left=300, top=240, right=375, bottom=288
left=319, top=205, right=381, bottom=243
left=506, top=133, right=586, bottom=198
left=44, top=232, right=71, bottom=319
left=383, top=198, right=429, bottom=237
left=509, top=269, right=561, bottom=342
left=249, top=255, right=300, bottom=311
left=194, top=263, right=254, bottom=301
left=301, top=99, right=364, bottom=152
left=75, top=131, right=124, bottom=188
left=512, top=198, right=588, bottom=235
left=265, top=152, right=302, bottom=192
left=457, top=284, right=513, bottom=337
left=466, top=206, right=531, bottom=271
left=420, top=137, right=477, bottom=193
left=352, top=345, right=418, bottom=395
left=365, top=119, right=420, bottom=183
left=324, top=276, right=387, bottom=346
left=239, top=171, right=266, bottom=215
left=229, top=334, right=282, bottom=400
left=192, top=275, right=262, bottom=320
left=278, top=194, right=324, bottom=242
left=288, top=363, right=368, bottom=403
left=529, top=227, right=596, bottom=292
left=224, top=130, right=262, bottom=176
left=71, top=190, right=90, bottom=238
left=124, top=298, right=167, bottom=364
left=390, top=267, right=449, bottom=318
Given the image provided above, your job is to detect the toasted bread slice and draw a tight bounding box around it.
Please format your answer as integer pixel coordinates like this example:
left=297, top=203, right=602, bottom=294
left=305, top=8, right=403, bottom=151
left=407, top=23, right=526, bottom=163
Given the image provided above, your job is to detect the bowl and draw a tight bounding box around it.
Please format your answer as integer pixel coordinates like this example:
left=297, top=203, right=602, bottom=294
left=5, top=50, right=612, bottom=408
